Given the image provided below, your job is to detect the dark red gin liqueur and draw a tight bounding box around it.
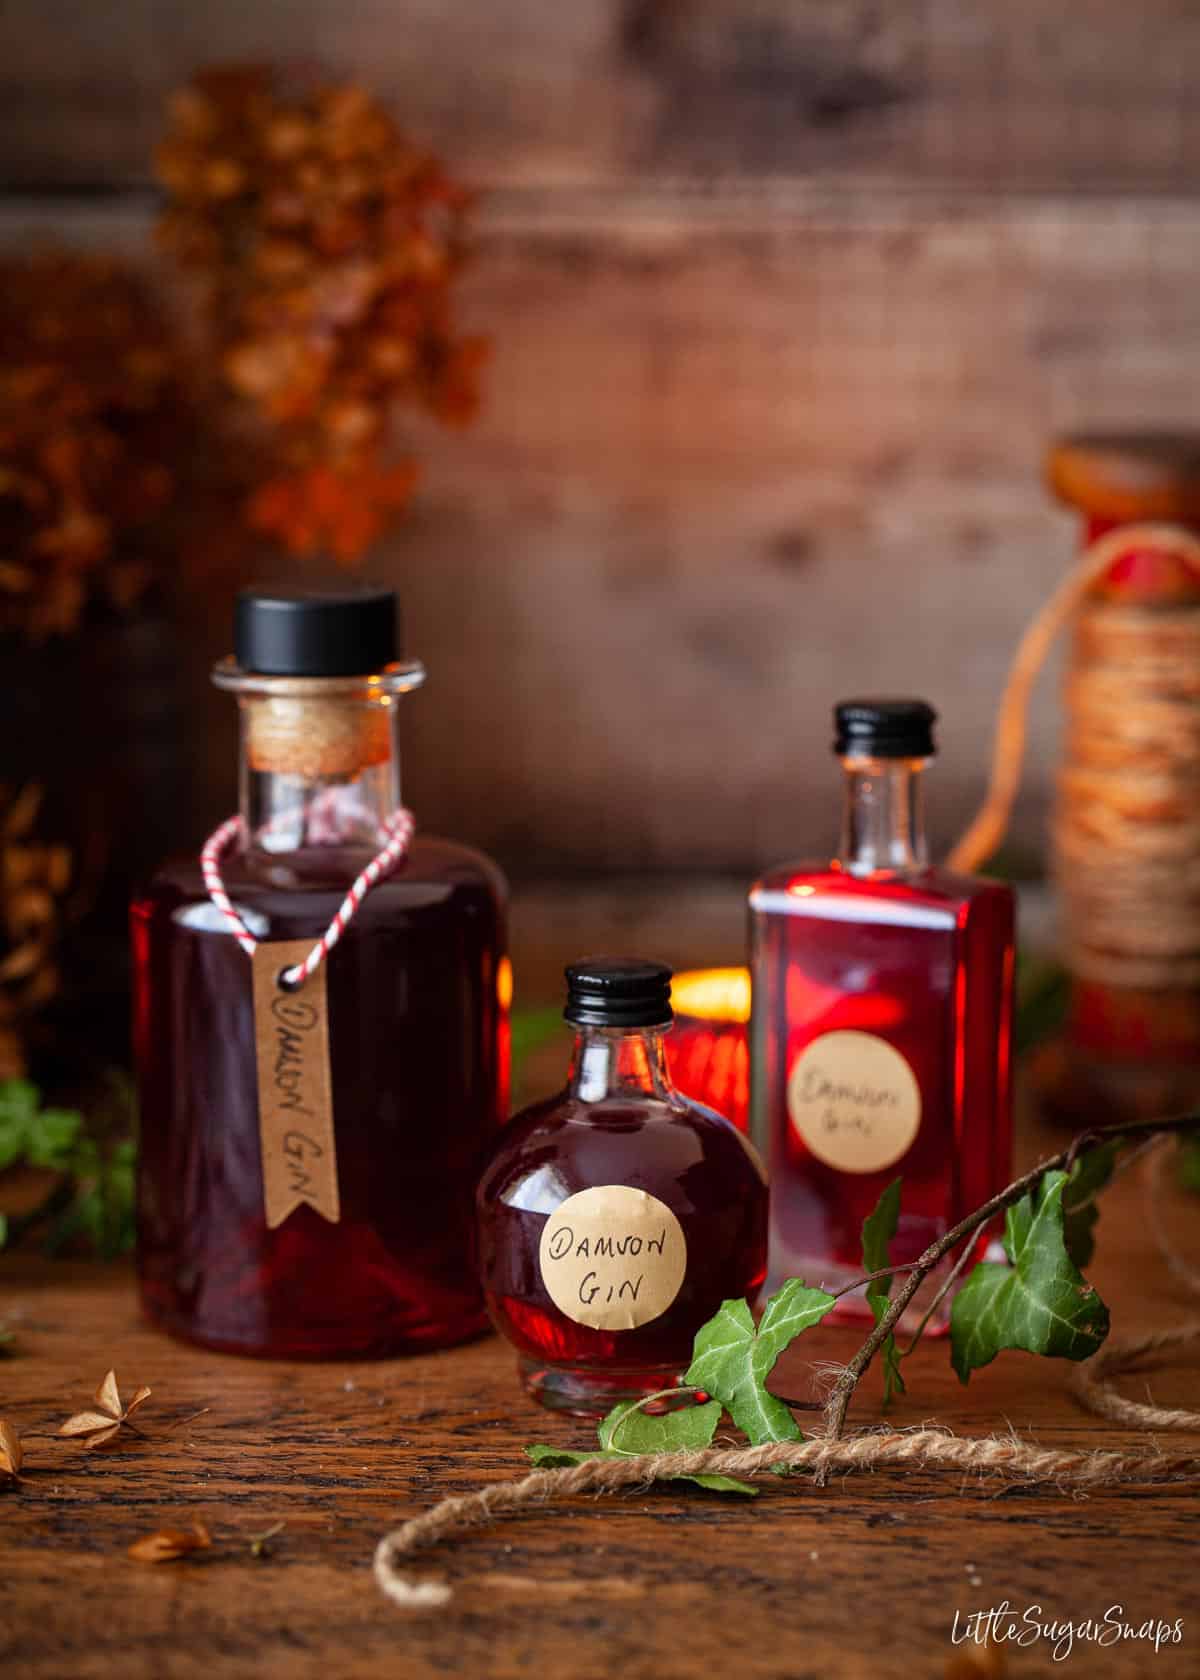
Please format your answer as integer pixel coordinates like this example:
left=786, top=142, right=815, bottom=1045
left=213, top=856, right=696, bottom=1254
left=475, top=959, right=768, bottom=1414
left=132, top=587, right=508, bottom=1357
left=749, top=700, right=1014, bottom=1328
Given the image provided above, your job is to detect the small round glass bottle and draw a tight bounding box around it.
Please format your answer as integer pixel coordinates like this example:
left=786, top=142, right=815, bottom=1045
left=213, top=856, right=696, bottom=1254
left=475, top=958, right=768, bottom=1415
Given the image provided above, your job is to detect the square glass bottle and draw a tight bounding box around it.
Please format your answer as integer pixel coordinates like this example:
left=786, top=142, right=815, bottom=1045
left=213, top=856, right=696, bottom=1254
left=749, top=699, right=1014, bottom=1325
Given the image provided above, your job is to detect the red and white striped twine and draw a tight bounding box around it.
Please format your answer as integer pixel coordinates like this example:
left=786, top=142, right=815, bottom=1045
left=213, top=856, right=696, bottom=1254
left=200, top=808, right=416, bottom=989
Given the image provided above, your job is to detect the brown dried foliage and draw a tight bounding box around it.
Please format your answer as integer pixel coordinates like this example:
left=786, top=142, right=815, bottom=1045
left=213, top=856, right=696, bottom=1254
left=157, top=66, right=487, bottom=562
left=59, top=1368, right=152, bottom=1448
left=0, top=784, right=71, bottom=1079
left=0, top=254, right=188, bottom=640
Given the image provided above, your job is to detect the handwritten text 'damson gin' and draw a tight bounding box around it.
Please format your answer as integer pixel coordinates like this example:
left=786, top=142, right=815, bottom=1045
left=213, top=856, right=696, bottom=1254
left=475, top=959, right=767, bottom=1414
left=132, top=587, right=508, bottom=1357
left=749, top=700, right=1014, bottom=1328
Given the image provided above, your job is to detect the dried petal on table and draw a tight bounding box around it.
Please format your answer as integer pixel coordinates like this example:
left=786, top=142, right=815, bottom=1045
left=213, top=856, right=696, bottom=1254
left=128, top=1521, right=212, bottom=1564
left=0, top=1416, right=23, bottom=1482
left=59, top=1369, right=152, bottom=1447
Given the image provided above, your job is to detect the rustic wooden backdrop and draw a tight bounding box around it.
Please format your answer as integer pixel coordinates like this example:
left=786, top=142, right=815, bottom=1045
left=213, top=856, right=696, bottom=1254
left=4, top=0, right=1200, bottom=877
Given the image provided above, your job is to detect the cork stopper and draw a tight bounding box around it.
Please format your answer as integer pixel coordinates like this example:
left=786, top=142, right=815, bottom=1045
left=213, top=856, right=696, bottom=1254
left=212, top=659, right=426, bottom=777
left=242, top=682, right=394, bottom=778
left=1047, top=433, right=1200, bottom=525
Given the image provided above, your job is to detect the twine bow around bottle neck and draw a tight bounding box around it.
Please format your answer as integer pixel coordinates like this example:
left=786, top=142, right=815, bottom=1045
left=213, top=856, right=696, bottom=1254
left=200, top=807, right=415, bottom=989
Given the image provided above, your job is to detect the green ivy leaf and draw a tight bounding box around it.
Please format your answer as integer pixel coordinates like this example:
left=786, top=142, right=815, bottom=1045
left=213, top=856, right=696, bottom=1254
left=1062, top=1142, right=1118, bottom=1268
left=676, top=1474, right=758, bottom=1495
left=950, top=1170, right=1110, bottom=1383
left=0, top=1079, right=38, bottom=1171
left=25, top=1106, right=84, bottom=1170
left=525, top=1400, right=756, bottom=1497
left=0, top=1081, right=85, bottom=1173
left=861, top=1176, right=906, bottom=1406
left=0, top=1077, right=134, bottom=1260
left=524, top=1443, right=587, bottom=1468
left=1176, top=1133, right=1200, bottom=1195
left=685, top=1279, right=837, bottom=1445
left=509, top=1006, right=564, bottom=1104
left=1014, top=957, right=1070, bottom=1056
left=598, top=1397, right=722, bottom=1455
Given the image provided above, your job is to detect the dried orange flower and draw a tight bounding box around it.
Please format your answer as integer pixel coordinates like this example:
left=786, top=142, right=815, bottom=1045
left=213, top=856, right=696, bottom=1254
left=129, top=1520, right=212, bottom=1563
left=157, top=65, right=487, bottom=562
left=0, top=254, right=188, bottom=640
left=59, top=1368, right=152, bottom=1448
left=0, top=1417, right=23, bottom=1484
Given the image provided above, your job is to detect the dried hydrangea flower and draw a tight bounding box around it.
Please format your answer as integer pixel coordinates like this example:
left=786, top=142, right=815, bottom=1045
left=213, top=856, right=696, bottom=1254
left=157, top=65, right=487, bottom=562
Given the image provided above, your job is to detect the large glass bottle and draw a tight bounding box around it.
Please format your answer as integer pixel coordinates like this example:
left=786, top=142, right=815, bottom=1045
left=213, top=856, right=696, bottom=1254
left=476, top=959, right=768, bottom=1415
left=132, top=587, right=508, bottom=1357
left=749, top=700, right=1014, bottom=1323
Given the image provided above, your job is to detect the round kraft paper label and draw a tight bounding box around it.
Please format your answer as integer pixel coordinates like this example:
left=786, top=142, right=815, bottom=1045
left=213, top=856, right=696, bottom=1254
left=538, top=1185, right=688, bottom=1331
left=787, top=1030, right=921, bottom=1173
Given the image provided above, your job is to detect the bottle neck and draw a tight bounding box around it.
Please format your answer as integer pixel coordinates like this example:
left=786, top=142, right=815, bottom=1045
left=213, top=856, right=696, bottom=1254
left=837, top=756, right=930, bottom=877
left=567, top=1026, right=675, bottom=1104
left=238, top=694, right=402, bottom=855
left=212, top=656, right=425, bottom=857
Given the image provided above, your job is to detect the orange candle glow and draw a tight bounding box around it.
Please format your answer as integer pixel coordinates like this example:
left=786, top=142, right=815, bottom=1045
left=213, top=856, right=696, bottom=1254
left=667, top=967, right=751, bottom=1131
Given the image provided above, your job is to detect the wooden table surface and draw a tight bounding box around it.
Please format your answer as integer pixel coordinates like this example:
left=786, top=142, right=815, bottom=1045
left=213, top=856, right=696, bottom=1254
left=2, top=1110, right=1198, bottom=1680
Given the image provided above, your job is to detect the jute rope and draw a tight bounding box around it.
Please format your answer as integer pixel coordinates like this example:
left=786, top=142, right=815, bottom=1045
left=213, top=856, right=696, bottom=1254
left=1069, top=1142, right=1200, bottom=1429
left=374, top=1427, right=1200, bottom=1611
left=1146, top=1142, right=1200, bottom=1299
left=1070, top=1321, right=1200, bottom=1432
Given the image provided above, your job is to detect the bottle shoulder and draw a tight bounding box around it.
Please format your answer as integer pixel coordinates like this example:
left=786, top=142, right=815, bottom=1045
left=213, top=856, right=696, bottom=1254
left=750, top=860, right=1013, bottom=919
left=143, top=833, right=505, bottom=898
left=134, top=833, right=507, bottom=931
left=477, top=1089, right=766, bottom=1211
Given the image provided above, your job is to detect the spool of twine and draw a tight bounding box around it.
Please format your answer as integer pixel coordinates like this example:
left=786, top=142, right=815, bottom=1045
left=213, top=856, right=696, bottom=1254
left=949, top=523, right=1200, bottom=992
left=1058, top=597, right=1200, bottom=986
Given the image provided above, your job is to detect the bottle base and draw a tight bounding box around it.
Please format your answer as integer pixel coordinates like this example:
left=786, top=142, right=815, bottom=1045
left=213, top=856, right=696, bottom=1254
left=518, top=1357, right=689, bottom=1417
left=140, top=1294, right=491, bottom=1360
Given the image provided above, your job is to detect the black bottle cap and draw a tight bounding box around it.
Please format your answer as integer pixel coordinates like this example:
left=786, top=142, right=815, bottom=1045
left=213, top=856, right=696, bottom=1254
left=564, top=958, right=674, bottom=1030
left=834, top=698, right=937, bottom=759
left=235, top=585, right=399, bottom=677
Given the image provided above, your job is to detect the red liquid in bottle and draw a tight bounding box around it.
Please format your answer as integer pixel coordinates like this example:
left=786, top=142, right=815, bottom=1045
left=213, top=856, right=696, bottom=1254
left=750, top=710, right=1015, bottom=1329
left=133, top=837, right=507, bottom=1357
left=751, top=866, right=1013, bottom=1315
left=476, top=974, right=768, bottom=1415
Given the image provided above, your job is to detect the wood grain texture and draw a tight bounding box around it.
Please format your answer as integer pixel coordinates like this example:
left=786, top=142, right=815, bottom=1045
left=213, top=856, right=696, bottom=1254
left=6, top=0, right=1200, bottom=877
left=4, top=186, right=1200, bottom=873
left=205, top=196, right=1200, bottom=873
left=5, top=187, right=1200, bottom=873
left=3, top=0, right=1200, bottom=194
left=1, top=1097, right=1197, bottom=1678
